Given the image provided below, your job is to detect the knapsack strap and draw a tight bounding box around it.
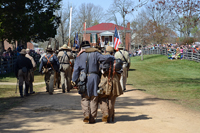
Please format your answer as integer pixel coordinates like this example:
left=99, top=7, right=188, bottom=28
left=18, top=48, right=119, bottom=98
left=45, top=55, right=55, bottom=71
left=119, top=50, right=127, bottom=63
left=64, top=51, right=73, bottom=67
left=112, top=60, right=116, bottom=80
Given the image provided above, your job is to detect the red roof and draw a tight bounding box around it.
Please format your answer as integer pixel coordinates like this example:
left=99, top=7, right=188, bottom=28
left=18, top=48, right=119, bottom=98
left=86, top=23, right=130, bottom=31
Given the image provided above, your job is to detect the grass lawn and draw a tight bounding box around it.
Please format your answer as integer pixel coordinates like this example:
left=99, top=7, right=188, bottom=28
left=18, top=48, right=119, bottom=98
left=127, top=54, right=200, bottom=112
left=0, top=69, right=44, bottom=83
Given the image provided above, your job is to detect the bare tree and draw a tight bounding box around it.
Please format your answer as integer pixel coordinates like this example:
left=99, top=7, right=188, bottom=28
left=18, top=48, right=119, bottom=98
left=155, top=0, right=200, bottom=38
left=75, top=3, right=104, bottom=33
left=107, top=0, right=149, bottom=47
left=55, top=2, right=77, bottom=46
left=145, top=2, right=172, bottom=27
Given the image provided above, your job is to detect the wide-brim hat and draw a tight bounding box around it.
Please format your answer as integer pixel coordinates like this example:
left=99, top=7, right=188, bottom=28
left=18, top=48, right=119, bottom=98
left=61, top=44, right=71, bottom=50
left=118, top=44, right=125, bottom=49
left=81, top=41, right=91, bottom=48
left=46, top=47, right=53, bottom=52
left=46, top=45, right=53, bottom=52
left=19, top=49, right=26, bottom=54
left=106, top=46, right=114, bottom=53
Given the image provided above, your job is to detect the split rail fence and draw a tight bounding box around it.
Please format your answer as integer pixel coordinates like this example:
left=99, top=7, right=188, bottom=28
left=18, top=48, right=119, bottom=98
left=142, top=47, right=200, bottom=63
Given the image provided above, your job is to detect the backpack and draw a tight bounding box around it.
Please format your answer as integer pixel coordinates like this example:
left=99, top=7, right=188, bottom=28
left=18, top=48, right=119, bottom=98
left=101, top=59, right=123, bottom=74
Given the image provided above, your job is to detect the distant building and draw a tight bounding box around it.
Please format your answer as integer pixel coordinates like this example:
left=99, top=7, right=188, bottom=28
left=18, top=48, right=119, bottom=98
left=4, top=40, right=35, bottom=50
left=84, top=22, right=131, bottom=51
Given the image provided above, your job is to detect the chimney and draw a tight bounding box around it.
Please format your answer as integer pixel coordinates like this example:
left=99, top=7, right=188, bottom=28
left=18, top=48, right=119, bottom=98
left=127, top=22, right=130, bottom=30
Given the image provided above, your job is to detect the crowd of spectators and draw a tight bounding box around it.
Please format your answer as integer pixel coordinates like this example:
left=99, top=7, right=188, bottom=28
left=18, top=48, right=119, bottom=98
left=0, top=46, right=41, bottom=74
left=129, top=42, right=200, bottom=58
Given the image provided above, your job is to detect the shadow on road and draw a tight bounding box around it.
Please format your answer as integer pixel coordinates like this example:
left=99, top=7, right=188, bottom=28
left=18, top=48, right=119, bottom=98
left=0, top=86, right=171, bottom=132
left=116, top=114, right=152, bottom=122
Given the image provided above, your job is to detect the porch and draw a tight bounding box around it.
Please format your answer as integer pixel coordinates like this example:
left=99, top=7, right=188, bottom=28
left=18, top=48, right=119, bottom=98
left=100, top=31, right=114, bottom=48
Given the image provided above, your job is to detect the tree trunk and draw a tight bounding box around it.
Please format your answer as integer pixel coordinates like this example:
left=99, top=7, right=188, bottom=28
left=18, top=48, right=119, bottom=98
left=0, top=39, right=4, bottom=54
left=123, top=13, right=126, bottom=48
left=141, top=44, right=143, bottom=61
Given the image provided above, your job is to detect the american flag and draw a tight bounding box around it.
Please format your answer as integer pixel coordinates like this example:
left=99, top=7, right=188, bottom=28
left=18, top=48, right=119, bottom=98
left=114, top=27, right=121, bottom=50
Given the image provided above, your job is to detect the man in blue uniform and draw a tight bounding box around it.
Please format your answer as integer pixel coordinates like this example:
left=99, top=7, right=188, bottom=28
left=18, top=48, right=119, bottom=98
left=71, top=41, right=114, bottom=123
left=39, top=46, right=60, bottom=95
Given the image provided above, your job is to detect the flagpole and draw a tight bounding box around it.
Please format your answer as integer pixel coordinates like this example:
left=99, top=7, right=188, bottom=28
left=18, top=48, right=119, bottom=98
left=68, top=6, right=72, bottom=46
left=84, top=19, right=87, bottom=41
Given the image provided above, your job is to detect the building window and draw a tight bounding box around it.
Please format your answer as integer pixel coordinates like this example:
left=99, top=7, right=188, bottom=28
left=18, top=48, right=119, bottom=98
left=92, top=33, right=96, bottom=43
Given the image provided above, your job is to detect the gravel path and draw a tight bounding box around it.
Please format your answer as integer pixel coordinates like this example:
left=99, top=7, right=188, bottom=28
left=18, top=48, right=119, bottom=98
left=0, top=82, right=45, bottom=86
left=0, top=85, right=200, bottom=133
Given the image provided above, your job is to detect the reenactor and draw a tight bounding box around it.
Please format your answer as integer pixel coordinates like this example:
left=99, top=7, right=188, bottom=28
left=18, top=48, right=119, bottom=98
left=39, top=46, right=60, bottom=95
left=114, top=44, right=130, bottom=91
left=15, top=49, right=33, bottom=98
left=57, top=44, right=73, bottom=93
left=98, top=46, right=123, bottom=122
left=25, top=49, right=36, bottom=94
left=71, top=41, right=114, bottom=124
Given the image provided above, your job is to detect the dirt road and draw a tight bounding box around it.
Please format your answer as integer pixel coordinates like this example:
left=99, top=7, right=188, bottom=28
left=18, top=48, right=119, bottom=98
left=0, top=85, right=200, bottom=133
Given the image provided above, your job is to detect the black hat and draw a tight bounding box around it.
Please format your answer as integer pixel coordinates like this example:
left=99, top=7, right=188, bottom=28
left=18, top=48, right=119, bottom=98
left=81, top=41, right=91, bottom=48
left=46, top=45, right=53, bottom=52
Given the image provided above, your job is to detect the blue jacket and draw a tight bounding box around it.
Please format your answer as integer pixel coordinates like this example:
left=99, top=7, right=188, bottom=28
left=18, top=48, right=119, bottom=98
left=39, top=53, right=60, bottom=73
left=72, top=51, right=114, bottom=97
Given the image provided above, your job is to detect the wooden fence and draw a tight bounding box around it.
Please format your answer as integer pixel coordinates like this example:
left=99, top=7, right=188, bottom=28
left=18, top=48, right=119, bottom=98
left=0, top=55, right=40, bottom=75
left=142, top=47, right=200, bottom=63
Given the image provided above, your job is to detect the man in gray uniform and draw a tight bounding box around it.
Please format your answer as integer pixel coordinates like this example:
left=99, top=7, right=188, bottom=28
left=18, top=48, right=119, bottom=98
left=57, top=44, right=73, bottom=93
left=15, top=49, right=33, bottom=98
left=39, top=46, right=60, bottom=95
left=114, top=44, right=130, bottom=91
left=71, top=41, right=114, bottom=124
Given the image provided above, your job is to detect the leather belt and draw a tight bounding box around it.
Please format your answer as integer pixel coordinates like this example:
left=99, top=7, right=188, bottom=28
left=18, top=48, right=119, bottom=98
left=87, top=72, right=99, bottom=75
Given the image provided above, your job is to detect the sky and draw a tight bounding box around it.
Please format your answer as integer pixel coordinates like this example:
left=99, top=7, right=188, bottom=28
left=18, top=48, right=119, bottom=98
left=62, top=0, right=144, bottom=24
left=63, top=0, right=112, bottom=12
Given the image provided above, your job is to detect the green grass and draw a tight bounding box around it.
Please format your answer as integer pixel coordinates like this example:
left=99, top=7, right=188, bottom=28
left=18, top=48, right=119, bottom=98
left=127, top=55, right=200, bottom=111
left=0, top=68, right=44, bottom=83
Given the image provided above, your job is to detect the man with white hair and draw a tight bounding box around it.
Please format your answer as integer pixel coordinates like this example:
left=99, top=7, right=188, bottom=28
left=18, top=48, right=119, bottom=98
left=25, top=49, right=36, bottom=94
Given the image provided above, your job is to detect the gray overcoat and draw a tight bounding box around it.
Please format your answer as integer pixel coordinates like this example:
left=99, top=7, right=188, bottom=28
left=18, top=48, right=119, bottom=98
left=72, top=51, right=114, bottom=97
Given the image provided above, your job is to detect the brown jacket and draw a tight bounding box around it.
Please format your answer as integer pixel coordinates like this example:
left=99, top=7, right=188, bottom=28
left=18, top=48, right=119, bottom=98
left=98, top=53, right=123, bottom=97
left=99, top=72, right=123, bottom=97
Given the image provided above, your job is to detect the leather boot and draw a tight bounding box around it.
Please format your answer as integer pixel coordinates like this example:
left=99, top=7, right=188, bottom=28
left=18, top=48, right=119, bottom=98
left=89, top=117, right=96, bottom=124
left=25, top=84, right=30, bottom=96
left=102, top=114, right=108, bottom=123
left=112, top=114, right=115, bottom=122
left=19, top=86, right=23, bottom=98
left=83, top=116, right=89, bottom=123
